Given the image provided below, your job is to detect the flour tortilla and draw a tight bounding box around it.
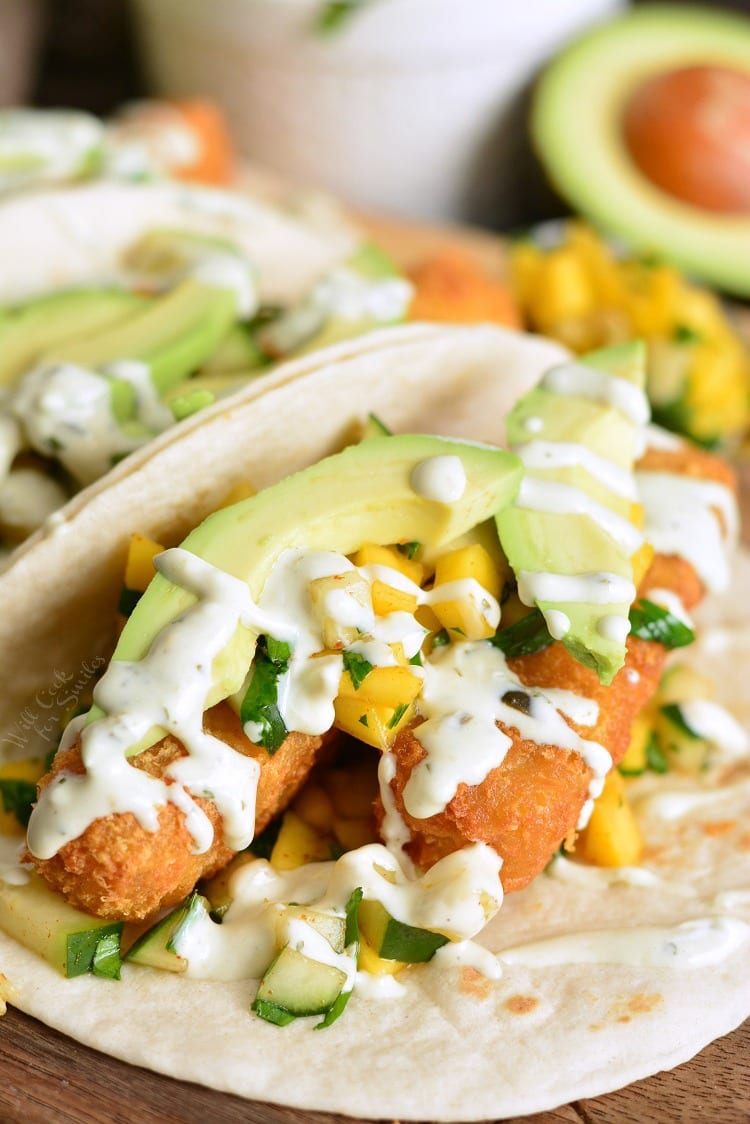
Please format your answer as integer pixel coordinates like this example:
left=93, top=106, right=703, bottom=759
left=0, top=324, right=748, bottom=1120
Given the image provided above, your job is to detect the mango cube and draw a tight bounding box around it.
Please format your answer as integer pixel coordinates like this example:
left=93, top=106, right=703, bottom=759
left=577, top=771, right=643, bottom=868
left=351, top=543, right=424, bottom=587
left=124, top=534, right=164, bottom=593
left=270, top=811, right=332, bottom=870
left=308, top=571, right=373, bottom=650
left=371, top=580, right=418, bottom=617
left=333, top=697, right=415, bottom=750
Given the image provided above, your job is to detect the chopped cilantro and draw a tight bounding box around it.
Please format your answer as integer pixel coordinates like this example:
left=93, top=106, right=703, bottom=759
left=342, top=650, right=373, bottom=690
left=0, top=778, right=36, bottom=828
left=660, top=703, right=700, bottom=739
left=491, top=609, right=552, bottom=658
left=431, top=629, right=451, bottom=649
left=388, top=703, right=409, bottom=730
left=240, top=636, right=290, bottom=754
left=408, top=651, right=423, bottom=667
left=315, top=1, right=376, bottom=34
left=358, top=714, right=369, bottom=727
left=673, top=323, right=702, bottom=345
left=315, top=887, right=362, bottom=1030
left=266, top=637, right=292, bottom=663
left=645, top=733, right=669, bottom=774
left=247, top=817, right=282, bottom=859
left=397, top=541, right=420, bottom=560
left=628, top=600, right=694, bottom=649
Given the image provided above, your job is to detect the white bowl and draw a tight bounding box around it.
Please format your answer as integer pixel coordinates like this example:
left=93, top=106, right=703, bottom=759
left=132, top=0, right=624, bottom=222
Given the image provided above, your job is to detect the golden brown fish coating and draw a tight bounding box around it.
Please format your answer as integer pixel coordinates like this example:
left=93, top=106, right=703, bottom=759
left=28, top=704, right=329, bottom=921
left=380, top=441, right=737, bottom=893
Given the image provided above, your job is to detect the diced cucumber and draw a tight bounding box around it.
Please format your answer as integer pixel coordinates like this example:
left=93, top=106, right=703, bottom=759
left=657, top=703, right=710, bottom=773
left=358, top=899, right=448, bottom=963
left=253, top=945, right=348, bottom=1018
left=125, top=891, right=209, bottom=972
left=0, top=873, right=123, bottom=978
left=278, top=906, right=346, bottom=954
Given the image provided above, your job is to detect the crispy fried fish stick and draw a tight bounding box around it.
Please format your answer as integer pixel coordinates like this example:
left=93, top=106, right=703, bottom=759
left=28, top=704, right=330, bottom=921
left=382, top=440, right=736, bottom=893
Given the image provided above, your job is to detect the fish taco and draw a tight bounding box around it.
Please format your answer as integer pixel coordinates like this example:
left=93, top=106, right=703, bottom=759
left=0, top=324, right=747, bottom=1121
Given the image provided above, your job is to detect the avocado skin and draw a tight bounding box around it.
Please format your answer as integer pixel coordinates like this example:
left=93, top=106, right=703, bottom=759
left=93, top=435, right=522, bottom=740
left=532, top=6, right=750, bottom=296
left=0, top=288, right=146, bottom=388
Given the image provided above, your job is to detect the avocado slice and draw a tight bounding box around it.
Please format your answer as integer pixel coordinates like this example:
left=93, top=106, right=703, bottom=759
left=0, top=288, right=147, bottom=388
left=497, top=342, right=646, bottom=684
left=0, top=873, right=123, bottom=978
left=95, top=435, right=522, bottom=742
left=532, top=6, right=750, bottom=296
left=45, top=276, right=240, bottom=399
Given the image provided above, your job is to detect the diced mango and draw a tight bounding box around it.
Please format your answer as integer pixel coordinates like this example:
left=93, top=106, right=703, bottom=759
left=339, top=665, right=422, bottom=707
left=308, top=571, right=372, bottom=650
left=124, top=534, right=164, bottom=593
left=415, top=604, right=442, bottom=633
left=577, top=771, right=643, bottom=867
left=351, top=543, right=424, bottom=587
left=371, top=580, right=419, bottom=617
left=292, top=784, right=335, bottom=832
left=631, top=541, right=655, bottom=588
left=358, top=936, right=405, bottom=977
left=434, top=544, right=502, bottom=600
left=527, top=248, right=597, bottom=329
left=619, top=711, right=654, bottom=775
left=333, top=697, right=416, bottom=750
left=218, top=481, right=256, bottom=508
left=0, top=757, right=46, bottom=836
left=269, top=811, right=332, bottom=870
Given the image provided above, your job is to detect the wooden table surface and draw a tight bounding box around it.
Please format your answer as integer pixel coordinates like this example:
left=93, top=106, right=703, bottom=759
left=1, top=197, right=748, bottom=1124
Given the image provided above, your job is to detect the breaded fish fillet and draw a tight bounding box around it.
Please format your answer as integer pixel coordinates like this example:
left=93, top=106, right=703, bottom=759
left=27, top=705, right=329, bottom=921
left=381, top=441, right=736, bottom=892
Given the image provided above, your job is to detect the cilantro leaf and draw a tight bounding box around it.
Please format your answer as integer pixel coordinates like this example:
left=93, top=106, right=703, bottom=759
left=0, top=778, right=36, bottom=828
left=240, top=637, right=290, bottom=754
left=431, top=629, right=451, bottom=649
left=628, top=600, right=694, bottom=649
left=315, top=888, right=362, bottom=1030
left=342, top=650, right=373, bottom=690
left=645, top=733, right=669, bottom=774
left=491, top=609, right=552, bottom=658
left=388, top=703, right=409, bottom=730
left=397, top=541, right=420, bottom=560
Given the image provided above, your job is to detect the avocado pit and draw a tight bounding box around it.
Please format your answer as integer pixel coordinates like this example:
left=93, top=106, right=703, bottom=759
left=622, top=64, right=750, bottom=215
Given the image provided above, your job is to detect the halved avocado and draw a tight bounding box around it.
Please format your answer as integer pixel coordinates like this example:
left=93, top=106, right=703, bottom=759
left=532, top=6, right=750, bottom=296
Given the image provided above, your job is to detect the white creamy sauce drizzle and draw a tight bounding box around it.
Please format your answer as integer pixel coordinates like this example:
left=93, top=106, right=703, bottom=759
left=545, top=609, right=571, bottom=640
left=635, top=777, right=750, bottom=821
left=678, top=700, right=749, bottom=761
left=410, top=456, right=467, bottom=504
left=192, top=253, right=258, bottom=320
left=644, top=587, right=693, bottom=627
left=27, top=549, right=273, bottom=859
left=542, top=361, right=650, bottom=426
left=597, top=614, right=631, bottom=643
left=644, top=423, right=683, bottom=450
left=0, top=110, right=103, bottom=189
left=174, top=843, right=502, bottom=981
left=403, top=642, right=609, bottom=821
left=515, top=477, right=644, bottom=555
left=637, top=472, right=738, bottom=593
left=0, top=840, right=30, bottom=887
left=546, top=854, right=697, bottom=897
left=11, top=360, right=173, bottom=486
left=513, top=439, right=638, bottom=500
left=518, top=571, right=636, bottom=607
left=497, top=917, right=749, bottom=969
left=377, top=752, right=414, bottom=874
left=311, top=267, right=413, bottom=323
left=431, top=938, right=503, bottom=979
left=523, top=416, right=544, bottom=434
